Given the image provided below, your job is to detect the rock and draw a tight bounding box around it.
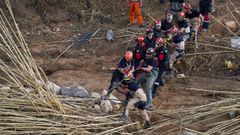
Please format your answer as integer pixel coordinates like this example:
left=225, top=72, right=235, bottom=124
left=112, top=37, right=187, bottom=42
left=228, top=111, right=239, bottom=119
left=45, top=81, right=61, bottom=94
left=181, top=131, right=198, bottom=135
left=106, top=29, right=114, bottom=41
left=100, top=100, right=113, bottom=113
left=91, top=92, right=101, bottom=99
left=177, top=74, right=186, bottom=79
left=113, top=104, right=121, bottom=110
left=225, top=21, right=238, bottom=31
left=60, top=85, right=89, bottom=98
left=231, top=38, right=240, bottom=49
left=81, top=49, right=86, bottom=52
left=94, top=104, right=101, bottom=110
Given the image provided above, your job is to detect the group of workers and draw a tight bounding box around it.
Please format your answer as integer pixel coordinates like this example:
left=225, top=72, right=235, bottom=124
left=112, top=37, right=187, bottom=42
left=103, top=0, right=215, bottom=129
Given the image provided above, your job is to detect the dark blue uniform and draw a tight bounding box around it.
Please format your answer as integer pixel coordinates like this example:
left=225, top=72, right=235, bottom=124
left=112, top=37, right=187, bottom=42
left=143, top=37, right=155, bottom=53
left=133, top=43, right=145, bottom=78
left=153, top=27, right=163, bottom=42
left=152, top=46, right=169, bottom=98
left=108, top=58, right=134, bottom=92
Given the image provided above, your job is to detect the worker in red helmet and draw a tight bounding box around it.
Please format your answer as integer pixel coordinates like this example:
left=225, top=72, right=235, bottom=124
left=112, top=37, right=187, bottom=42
left=107, top=51, right=135, bottom=94
left=168, top=0, right=186, bottom=23
left=133, top=36, right=145, bottom=78
left=177, top=11, right=190, bottom=41
left=184, top=3, right=201, bottom=42
left=167, top=27, right=185, bottom=79
left=143, top=28, right=155, bottom=54
left=152, top=37, right=169, bottom=98
left=153, top=20, right=163, bottom=42
left=127, top=0, right=144, bottom=27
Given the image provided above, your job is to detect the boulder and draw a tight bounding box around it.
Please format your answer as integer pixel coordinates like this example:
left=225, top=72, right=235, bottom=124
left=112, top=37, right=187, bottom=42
left=60, top=85, right=89, bottom=98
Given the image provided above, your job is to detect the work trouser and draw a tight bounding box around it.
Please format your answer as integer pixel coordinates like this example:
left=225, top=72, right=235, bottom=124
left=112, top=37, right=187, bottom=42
left=124, top=88, right=150, bottom=121
left=136, top=68, right=159, bottom=106
left=152, top=63, right=167, bottom=98
left=129, top=2, right=143, bottom=25
left=108, top=70, right=123, bottom=91
left=201, top=12, right=210, bottom=30
left=186, top=18, right=201, bottom=42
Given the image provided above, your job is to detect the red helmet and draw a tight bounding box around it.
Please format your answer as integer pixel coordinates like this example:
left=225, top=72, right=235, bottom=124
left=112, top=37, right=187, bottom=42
left=156, top=37, right=164, bottom=45
left=184, top=4, right=192, bottom=10
left=155, top=20, right=161, bottom=27
left=137, top=36, right=144, bottom=44
left=172, top=27, right=178, bottom=33
left=178, top=12, right=185, bottom=18
left=124, top=51, right=133, bottom=61
left=146, top=27, right=154, bottom=34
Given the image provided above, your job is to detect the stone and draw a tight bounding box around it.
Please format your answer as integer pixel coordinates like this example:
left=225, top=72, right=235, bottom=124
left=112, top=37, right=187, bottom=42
left=45, top=81, right=61, bottom=94
left=60, top=85, right=89, bottom=98
left=94, top=104, right=101, bottom=110
left=91, top=92, right=101, bottom=99
left=225, top=21, right=238, bottom=31
left=106, top=29, right=114, bottom=41
left=100, top=100, right=113, bottom=113
left=228, top=111, right=238, bottom=119
left=177, top=74, right=186, bottom=79
left=231, top=38, right=240, bottom=49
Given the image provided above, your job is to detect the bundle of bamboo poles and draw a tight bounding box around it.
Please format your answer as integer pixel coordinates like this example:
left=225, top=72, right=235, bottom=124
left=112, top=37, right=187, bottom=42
left=0, top=0, right=63, bottom=112
left=131, top=97, right=240, bottom=135
left=0, top=88, right=140, bottom=134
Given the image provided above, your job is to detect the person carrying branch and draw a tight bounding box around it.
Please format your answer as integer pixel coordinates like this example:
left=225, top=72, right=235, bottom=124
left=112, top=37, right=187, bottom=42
left=127, top=0, right=144, bottom=27
left=114, top=78, right=151, bottom=129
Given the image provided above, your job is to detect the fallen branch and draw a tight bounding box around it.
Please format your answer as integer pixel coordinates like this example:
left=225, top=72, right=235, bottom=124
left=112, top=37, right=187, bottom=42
left=185, top=50, right=240, bottom=56
left=185, top=88, right=240, bottom=95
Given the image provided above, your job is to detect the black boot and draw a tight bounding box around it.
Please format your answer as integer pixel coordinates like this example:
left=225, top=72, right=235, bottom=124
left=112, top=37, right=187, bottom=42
left=144, top=120, right=152, bottom=129
left=152, top=83, right=159, bottom=98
